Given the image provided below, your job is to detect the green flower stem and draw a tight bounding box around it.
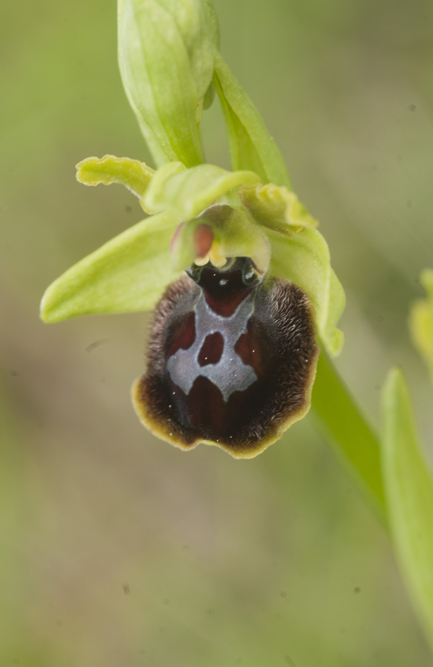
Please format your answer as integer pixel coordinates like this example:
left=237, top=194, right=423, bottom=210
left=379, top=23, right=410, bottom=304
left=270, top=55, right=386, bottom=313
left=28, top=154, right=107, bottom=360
left=312, top=349, right=387, bottom=524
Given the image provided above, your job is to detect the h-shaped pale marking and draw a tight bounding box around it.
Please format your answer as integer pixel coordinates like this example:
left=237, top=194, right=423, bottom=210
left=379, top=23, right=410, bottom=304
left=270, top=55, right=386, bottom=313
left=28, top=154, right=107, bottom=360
left=167, top=291, right=258, bottom=402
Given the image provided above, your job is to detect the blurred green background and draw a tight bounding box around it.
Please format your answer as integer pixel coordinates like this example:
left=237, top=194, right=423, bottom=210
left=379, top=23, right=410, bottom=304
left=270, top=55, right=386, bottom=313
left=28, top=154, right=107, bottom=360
left=1, top=0, right=433, bottom=665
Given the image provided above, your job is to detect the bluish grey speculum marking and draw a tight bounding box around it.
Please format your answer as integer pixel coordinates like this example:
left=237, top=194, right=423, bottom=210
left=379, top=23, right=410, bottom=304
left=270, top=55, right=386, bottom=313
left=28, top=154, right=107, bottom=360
left=167, top=290, right=257, bottom=401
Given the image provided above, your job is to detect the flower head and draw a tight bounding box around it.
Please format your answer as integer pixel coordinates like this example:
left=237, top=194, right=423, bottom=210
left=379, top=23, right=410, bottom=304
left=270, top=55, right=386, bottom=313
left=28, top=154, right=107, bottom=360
left=40, top=0, right=345, bottom=457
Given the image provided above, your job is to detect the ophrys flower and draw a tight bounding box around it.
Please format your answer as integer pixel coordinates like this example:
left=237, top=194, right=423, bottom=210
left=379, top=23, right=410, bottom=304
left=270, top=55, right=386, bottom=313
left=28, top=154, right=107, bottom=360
left=40, top=0, right=345, bottom=457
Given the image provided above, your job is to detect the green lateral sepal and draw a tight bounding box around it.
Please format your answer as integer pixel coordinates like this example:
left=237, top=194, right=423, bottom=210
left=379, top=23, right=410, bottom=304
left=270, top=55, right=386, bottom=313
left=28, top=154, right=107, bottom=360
left=40, top=211, right=180, bottom=322
left=266, top=226, right=345, bottom=356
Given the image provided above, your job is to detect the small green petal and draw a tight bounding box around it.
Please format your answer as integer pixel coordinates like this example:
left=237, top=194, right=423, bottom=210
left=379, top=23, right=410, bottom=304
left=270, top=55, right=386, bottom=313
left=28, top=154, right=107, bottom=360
left=213, top=52, right=292, bottom=189
left=143, top=162, right=261, bottom=219
left=40, top=212, right=180, bottom=322
left=266, top=226, right=345, bottom=356
left=239, top=182, right=318, bottom=235
left=382, top=368, right=433, bottom=651
left=409, top=268, right=433, bottom=381
left=76, top=155, right=155, bottom=204
left=118, top=0, right=218, bottom=168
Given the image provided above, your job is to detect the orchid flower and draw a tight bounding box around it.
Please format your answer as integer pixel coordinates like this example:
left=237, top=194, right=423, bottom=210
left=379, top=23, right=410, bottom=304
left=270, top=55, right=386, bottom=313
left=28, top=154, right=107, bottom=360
left=40, top=0, right=345, bottom=458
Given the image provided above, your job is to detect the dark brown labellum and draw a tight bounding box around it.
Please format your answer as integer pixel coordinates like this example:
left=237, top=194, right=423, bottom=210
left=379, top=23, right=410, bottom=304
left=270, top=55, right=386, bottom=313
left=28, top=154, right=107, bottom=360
left=133, top=258, right=319, bottom=458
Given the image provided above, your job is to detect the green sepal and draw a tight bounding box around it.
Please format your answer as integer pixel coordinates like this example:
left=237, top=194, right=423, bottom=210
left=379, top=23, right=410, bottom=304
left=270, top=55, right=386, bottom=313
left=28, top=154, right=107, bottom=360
left=143, top=162, right=261, bottom=219
left=76, top=155, right=155, bottom=205
left=265, top=226, right=345, bottom=356
left=40, top=211, right=181, bottom=322
left=382, top=367, right=433, bottom=651
left=213, top=52, right=292, bottom=189
left=409, top=269, right=433, bottom=381
left=118, top=0, right=218, bottom=168
left=239, top=182, right=318, bottom=235
left=170, top=205, right=271, bottom=273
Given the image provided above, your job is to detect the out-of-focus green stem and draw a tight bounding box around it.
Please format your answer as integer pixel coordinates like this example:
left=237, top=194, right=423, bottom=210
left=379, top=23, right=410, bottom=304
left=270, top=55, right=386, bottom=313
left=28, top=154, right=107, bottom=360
left=311, top=348, right=387, bottom=525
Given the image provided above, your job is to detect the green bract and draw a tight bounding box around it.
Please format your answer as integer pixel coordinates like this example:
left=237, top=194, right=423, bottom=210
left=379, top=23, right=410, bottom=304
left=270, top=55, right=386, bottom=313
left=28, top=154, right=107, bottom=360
left=118, top=0, right=219, bottom=167
left=213, top=52, right=292, bottom=188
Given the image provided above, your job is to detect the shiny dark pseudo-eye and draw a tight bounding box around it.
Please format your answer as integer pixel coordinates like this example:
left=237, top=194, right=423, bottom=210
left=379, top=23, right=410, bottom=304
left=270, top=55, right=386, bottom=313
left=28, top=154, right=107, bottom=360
left=133, top=258, right=319, bottom=458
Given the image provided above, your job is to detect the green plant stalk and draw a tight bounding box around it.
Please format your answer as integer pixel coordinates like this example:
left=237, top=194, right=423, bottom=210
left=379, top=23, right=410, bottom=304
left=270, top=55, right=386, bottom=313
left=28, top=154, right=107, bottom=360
left=312, top=348, right=387, bottom=524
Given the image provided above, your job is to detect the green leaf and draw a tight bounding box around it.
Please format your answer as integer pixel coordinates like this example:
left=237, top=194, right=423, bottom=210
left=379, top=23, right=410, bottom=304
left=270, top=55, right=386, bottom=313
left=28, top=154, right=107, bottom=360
left=312, top=351, right=386, bottom=519
left=143, top=162, right=261, bottom=218
left=213, top=52, right=292, bottom=188
left=118, top=0, right=218, bottom=168
left=382, top=367, right=433, bottom=650
left=76, top=155, right=155, bottom=203
left=265, top=226, right=345, bottom=356
left=40, top=211, right=180, bottom=322
left=239, top=182, right=318, bottom=235
left=409, top=268, right=433, bottom=382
